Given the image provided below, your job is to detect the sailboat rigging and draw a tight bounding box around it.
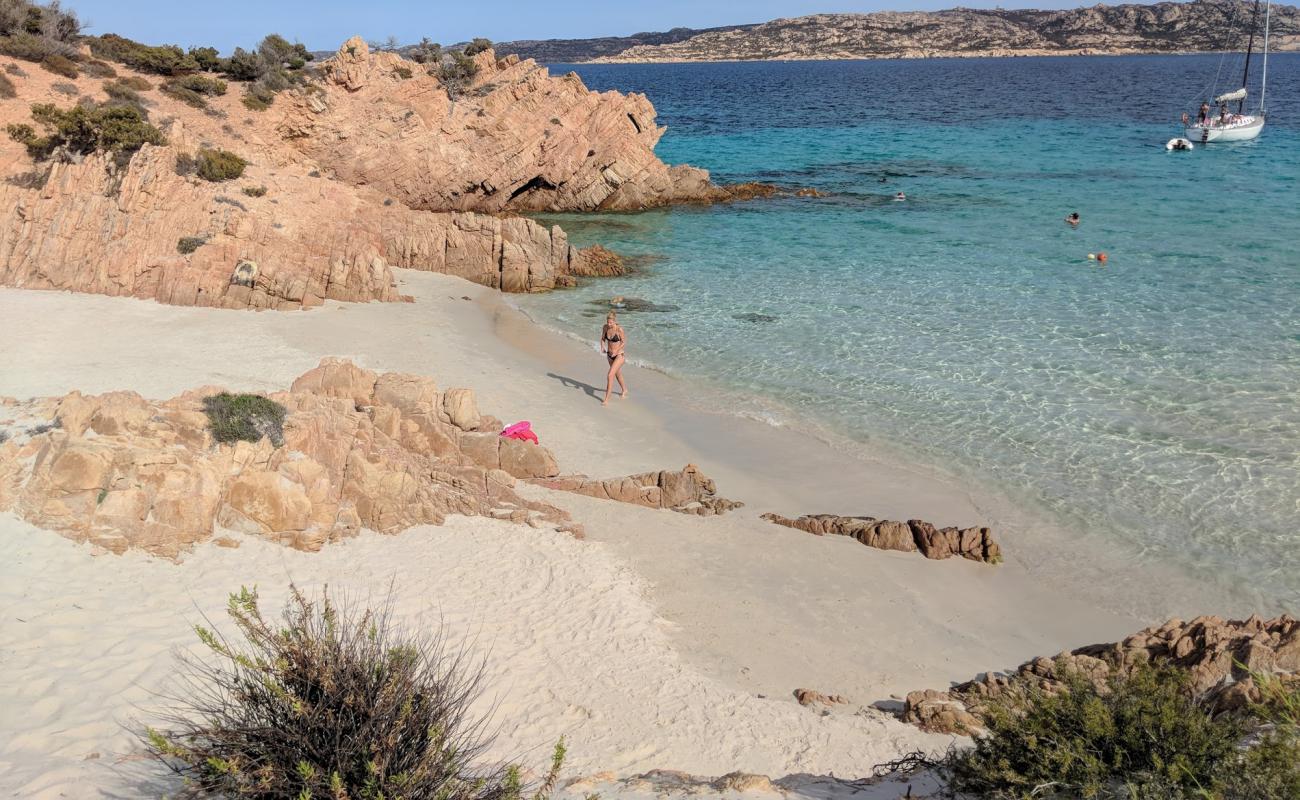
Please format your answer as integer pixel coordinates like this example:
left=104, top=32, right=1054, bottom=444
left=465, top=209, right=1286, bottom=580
left=1183, top=0, right=1271, bottom=143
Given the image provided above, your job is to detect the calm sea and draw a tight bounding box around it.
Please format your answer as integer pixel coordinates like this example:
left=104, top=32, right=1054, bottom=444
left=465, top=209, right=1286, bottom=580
left=518, top=55, right=1300, bottom=611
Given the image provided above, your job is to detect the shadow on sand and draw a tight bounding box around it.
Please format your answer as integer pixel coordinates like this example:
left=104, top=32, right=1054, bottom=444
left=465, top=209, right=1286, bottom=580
left=547, top=372, right=603, bottom=402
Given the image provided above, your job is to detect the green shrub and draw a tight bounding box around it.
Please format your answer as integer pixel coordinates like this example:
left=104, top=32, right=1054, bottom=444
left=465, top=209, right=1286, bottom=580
left=5, top=62, right=28, bottom=76
left=176, top=236, right=206, bottom=254
left=0, top=72, right=14, bottom=99
left=240, top=184, right=266, bottom=197
left=39, top=52, right=76, bottom=78
left=462, top=37, right=493, bottom=57
left=0, top=30, right=66, bottom=62
left=200, top=393, right=285, bottom=445
left=88, top=33, right=199, bottom=75
left=187, top=45, right=220, bottom=71
left=143, top=586, right=563, bottom=799
left=195, top=147, right=246, bottom=181
left=1, top=0, right=80, bottom=41
left=50, top=80, right=75, bottom=95
left=240, top=85, right=272, bottom=111
left=393, top=65, right=412, bottom=79
left=79, top=58, right=116, bottom=78
left=7, top=102, right=165, bottom=161
left=939, top=662, right=1300, bottom=799
left=437, top=50, right=480, bottom=97
left=409, top=37, right=442, bottom=64
left=102, top=79, right=145, bottom=111
left=117, top=75, right=151, bottom=91
left=159, top=73, right=226, bottom=107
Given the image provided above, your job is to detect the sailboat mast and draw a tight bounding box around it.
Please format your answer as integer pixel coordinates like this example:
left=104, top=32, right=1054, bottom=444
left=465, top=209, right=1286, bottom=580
left=1239, top=0, right=1261, bottom=114
left=1261, top=0, right=1271, bottom=113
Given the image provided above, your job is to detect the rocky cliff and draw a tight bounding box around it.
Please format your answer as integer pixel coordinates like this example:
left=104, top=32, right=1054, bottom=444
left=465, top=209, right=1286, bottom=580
left=0, top=33, right=730, bottom=309
left=589, top=0, right=1300, bottom=62
left=282, top=38, right=730, bottom=212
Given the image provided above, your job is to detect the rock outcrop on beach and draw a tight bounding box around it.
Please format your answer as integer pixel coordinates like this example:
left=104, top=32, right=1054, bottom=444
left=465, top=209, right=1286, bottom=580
left=536, top=464, right=743, bottom=516
left=0, top=358, right=577, bottom=557
left=279, top=38, right=742, bottom=213
left=581, top=1, right=1300, bottom=62
left=762, top=512, right=1002, bottom=564
left=903, top=614, right=1300, bottom=734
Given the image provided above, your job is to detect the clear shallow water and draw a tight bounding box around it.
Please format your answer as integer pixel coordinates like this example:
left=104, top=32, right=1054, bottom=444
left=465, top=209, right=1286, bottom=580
left=520, top=55, right=1300, bottom=611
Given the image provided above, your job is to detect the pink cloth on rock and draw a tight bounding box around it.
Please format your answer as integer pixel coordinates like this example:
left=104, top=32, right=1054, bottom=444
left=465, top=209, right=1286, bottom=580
left=500, top=421, right=539, bottom=444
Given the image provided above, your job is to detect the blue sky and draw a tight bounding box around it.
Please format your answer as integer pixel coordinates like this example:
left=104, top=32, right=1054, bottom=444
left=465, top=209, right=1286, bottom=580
left=68, top=0, right=1097, bottom=52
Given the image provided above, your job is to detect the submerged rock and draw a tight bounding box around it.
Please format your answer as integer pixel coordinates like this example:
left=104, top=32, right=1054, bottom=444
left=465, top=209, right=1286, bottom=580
left=734, top=312, right=779, bottom=323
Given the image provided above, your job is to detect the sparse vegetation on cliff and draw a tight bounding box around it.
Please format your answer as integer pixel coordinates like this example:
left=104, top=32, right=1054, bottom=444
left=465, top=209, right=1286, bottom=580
left=201, top=393, right=284, bottom=445
left=88, top=33, right=200, bottom=75
left=38, top=51, right=75, bottom=78
left=6, top=101, right=165, bottom=162
left=0, top=71, right=15, bottom=98
left=194, top=148, right=247, bottom=182
left=143, top=586, right=565, bottom=799
left=176, top=236, right=206, bottom=255
left=0, top=0, right=80, bottom=64
left=160, top=74, right=226, bottom=108
left=937, top=662, right=1300, bottom=799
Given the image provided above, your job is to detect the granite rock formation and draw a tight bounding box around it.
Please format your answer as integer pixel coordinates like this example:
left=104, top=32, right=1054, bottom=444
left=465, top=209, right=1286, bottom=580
left=903, top=614, right=1300, bottom=734
left=0, top=57, right=621, bottom=307
left=535, top=464, right=742, bottom=516
left=591, top=1, right=1300, bottom=62
left=279, top=38, right=741, bottom=213
left=762, top=512, right=1001, bottom=564
left=0, top=358, right=575, bottom=557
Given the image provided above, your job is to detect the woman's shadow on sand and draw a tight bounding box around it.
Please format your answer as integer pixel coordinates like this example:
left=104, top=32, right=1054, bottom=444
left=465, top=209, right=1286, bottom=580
left=547, top=372, right=603, bottom=402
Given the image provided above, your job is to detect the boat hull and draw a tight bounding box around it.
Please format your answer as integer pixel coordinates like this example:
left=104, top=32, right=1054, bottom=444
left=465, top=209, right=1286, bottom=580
left=1186, top=116, right=1265, bottom=143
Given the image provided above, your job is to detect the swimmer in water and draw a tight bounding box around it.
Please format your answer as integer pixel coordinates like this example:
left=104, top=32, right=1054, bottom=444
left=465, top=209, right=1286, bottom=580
left=1065, top=212, right=1080, bottom=227
left=894, top=192, right=906, bottom=202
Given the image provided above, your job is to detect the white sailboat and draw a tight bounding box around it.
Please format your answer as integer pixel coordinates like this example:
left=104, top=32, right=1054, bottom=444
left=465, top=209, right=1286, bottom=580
left=1184, top=0, right=1271, bottom=143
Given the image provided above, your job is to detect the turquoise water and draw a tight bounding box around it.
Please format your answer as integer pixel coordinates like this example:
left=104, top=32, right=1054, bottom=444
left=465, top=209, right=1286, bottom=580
left=520, top=55, right=1300, bottom=611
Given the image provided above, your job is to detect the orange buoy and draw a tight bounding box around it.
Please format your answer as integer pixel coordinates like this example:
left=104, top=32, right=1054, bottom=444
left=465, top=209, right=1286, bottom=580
left=1098, top=252, right=1108, bottom=263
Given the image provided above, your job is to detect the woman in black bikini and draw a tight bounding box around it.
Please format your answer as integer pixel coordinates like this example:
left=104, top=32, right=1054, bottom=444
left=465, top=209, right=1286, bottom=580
left=600, top=311, right=628, bottom=405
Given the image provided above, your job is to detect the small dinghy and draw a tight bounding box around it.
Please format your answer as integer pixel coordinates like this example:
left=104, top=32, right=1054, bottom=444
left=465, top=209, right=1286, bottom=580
left=1166, top=138, right=1194, bottom=151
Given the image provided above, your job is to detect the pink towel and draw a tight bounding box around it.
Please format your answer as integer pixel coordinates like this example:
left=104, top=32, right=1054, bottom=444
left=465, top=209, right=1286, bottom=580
left=500, top=421, right=539, bottom=444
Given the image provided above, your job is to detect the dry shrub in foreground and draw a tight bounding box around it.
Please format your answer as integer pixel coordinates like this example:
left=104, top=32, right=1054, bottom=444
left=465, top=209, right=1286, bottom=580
left=937, top=661, right=1300, bottom=799
left=146, top=586, right=564, bottom=799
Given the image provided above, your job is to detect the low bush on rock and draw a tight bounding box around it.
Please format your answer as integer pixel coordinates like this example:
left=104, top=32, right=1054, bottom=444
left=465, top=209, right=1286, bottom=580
left=159, top=74, right=225, bottom=108
left=5, top=62, right=28, bottom=76
left=240, top=184, right=266, bottom=197
left=195, top=147, right=246, bottom=181
left=937, top=662, right=1300, bottom=799
left=78, top=58, right=116, bottom=78
left=240, top=84, right=273, bottom=111
left=144, top=586, right=565, bottom=799
left=88, top=33, right=199, bottom=75
left=117, top=74, right=151, bottom=91
left=463, top=37, right=493, bottom=57
left=436, top=49, right=480, bottom=97
left=102, top=79, right=147, bottom=112
left=50, top=79, right=75, bottom=94
left=0, top=71, right=14, bottom=98
left=39, top=51, right=76, bottom=78
left=6, top=101, right=165, bottom=162
left=176, top=236, right=206, bottom=254
left=200, top=393, right=284, bottom=445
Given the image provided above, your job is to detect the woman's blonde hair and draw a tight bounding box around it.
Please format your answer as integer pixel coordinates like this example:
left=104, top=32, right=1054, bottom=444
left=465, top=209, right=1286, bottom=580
left=606, top=311, right=617, bottom=322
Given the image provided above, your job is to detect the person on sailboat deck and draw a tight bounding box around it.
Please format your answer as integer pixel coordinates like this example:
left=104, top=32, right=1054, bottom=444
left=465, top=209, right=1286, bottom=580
left=1198, top=102, right=1210, bottom=124
left=1219, top=103, right=1230, bottom=125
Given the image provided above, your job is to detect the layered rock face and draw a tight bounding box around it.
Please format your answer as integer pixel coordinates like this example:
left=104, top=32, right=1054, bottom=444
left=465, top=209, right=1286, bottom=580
left=0, top=59, right=622, bottom=307
left=535, top=464, right=742, bottom=516
left=592, top=1, right=1300, bottom=62
left=761, top=512, right=1001, bottom=564
left=0, top=358, right=574, bottom=557
left=904, top=614, right=1300, bottom=734
left=280, top=38, right=728, bottom=212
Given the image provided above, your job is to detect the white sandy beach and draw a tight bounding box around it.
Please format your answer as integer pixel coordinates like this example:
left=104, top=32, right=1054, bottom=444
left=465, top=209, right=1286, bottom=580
left=0, top=271, right=1258, bottom=797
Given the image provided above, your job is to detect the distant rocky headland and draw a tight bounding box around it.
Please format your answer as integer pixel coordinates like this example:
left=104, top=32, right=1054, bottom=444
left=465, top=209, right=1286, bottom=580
left=491, top=0, right=1300, bottom=63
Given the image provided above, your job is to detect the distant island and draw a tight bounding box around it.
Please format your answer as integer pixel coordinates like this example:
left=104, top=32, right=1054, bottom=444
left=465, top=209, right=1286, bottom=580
left=489, top=0, right=1299, bottom=63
